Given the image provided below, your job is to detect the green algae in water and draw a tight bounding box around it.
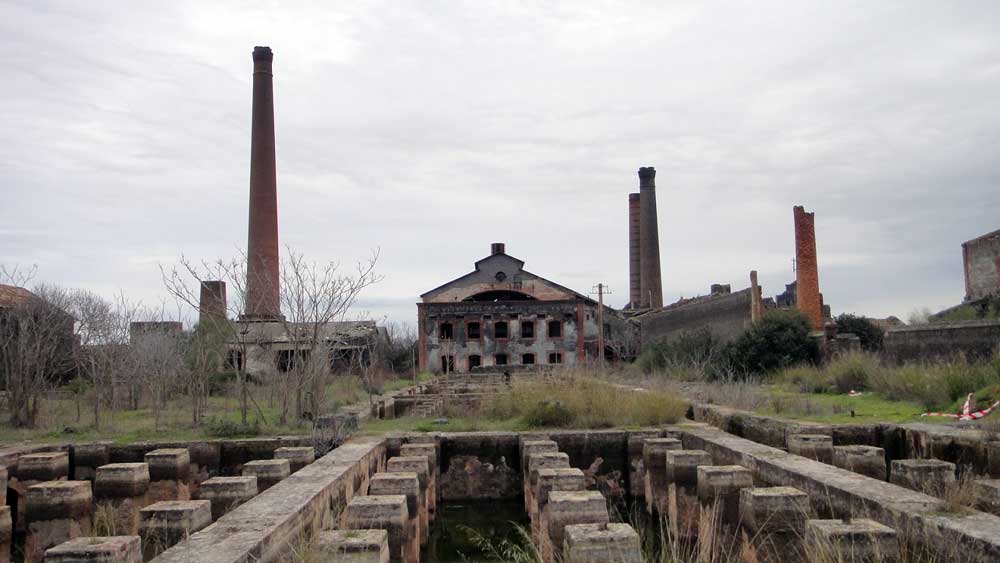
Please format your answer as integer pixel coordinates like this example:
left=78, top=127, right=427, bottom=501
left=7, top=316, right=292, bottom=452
left=423, top=499, right=531, bottom=562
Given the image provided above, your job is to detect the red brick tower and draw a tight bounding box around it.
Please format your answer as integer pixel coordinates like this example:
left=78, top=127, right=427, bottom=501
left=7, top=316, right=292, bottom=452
left=639, top=167, right=663, bottom=309
left=628, top=193, right=641, bottom=308
left=793, top=205, right=822, bottom=331
left=243, top=46, right=282, bottom=321
left=198, top=281, right=227, bottom=324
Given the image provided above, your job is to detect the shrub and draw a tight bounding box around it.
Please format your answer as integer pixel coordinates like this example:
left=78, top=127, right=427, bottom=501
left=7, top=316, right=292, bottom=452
left=524, top=399, right=574, bottom=427
left=637, top=328, right=730, bottom=376
left=834, top=313, right=885, bottom=351
left=826, top=352, right=878, bottom=393
left=206, top=417, right=261, bottom=438
left=727, top=310, right=818, bottom=376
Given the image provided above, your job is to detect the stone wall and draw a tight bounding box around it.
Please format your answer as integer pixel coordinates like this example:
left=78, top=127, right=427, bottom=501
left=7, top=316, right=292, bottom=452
left=964, top=229, right=1000, bottom=301
left=638, top=288, right=752, bottom=347
left=882, top=319, right=1000, bottom=363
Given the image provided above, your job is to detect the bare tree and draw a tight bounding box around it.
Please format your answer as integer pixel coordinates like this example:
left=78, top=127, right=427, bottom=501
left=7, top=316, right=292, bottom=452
left=0, top=266, right=77, bottom=427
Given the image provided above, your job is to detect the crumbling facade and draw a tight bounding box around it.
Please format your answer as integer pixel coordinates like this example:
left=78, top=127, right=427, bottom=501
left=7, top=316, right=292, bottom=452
left=962, top=228, right=1000, bottom=302
left=418, top=243, right=614, bottom=373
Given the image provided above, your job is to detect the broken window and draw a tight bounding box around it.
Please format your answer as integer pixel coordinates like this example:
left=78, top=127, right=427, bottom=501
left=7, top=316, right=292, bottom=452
left=495, top=353, right=508, bottom=366
left=467, top=322, right=481, bottom=339
left=521, top=320, right=534, bottom=338
left=441, top=355, right=455, bottom=373
left=547, top=320, right=562, bottom=338
left=548, top=352, right=563, bottom=364
left=495, top=321, right=509, bottom=339
left=469, top=355, right=482, bottom=370
left=225, top=350, right=244, bottom=371
left=522, top=353, right=535, bottom=365
left=439, top=322, right=453, bottom=340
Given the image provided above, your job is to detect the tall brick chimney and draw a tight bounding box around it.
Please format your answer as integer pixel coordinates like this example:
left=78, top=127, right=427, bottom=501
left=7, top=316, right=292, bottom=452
left=638, top=167, right=663, bottom=309
left=199, top=281, right=227, bottom=324
left=243, top=46, right=282, bottom=321
left=793, top=205, right=822, bottom=331
left=628, top=193, right=641, bottom=308
left=491, top=242, right=506, bottom=256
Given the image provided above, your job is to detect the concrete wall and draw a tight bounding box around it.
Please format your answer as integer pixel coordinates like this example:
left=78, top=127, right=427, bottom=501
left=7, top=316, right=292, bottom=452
left=638, top=288, right=752, bottom=347
left=882, top=319, right=1000, bottom=363
left=964, top=230, right=1000, bottom=301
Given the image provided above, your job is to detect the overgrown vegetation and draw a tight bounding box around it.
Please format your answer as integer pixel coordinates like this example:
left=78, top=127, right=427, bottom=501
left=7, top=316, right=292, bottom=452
left=833, top=313, right=884, bottom=351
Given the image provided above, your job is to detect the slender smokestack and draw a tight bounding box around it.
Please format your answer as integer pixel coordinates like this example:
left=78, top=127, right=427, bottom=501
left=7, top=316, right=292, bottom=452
left=793, top=205, right=821, bottom=330
left=199, top=281, right=227, bottom=325
left=243, top=46, right=282, bottom=320
left=628, top=193, right=641, bottom=308
left=638, top=167, right=663, bottom=309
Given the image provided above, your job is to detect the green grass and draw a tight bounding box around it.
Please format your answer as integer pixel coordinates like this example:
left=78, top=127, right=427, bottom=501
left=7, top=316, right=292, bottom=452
left=754, top=387, right=935, bottom=423
left=381, top=372, right=434, bottom=393
left=360, top=415, right=527, bottom=434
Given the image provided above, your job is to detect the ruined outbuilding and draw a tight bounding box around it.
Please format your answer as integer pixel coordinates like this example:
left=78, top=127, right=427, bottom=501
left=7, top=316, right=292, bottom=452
left=418, top=243, right=627, bottom=373
left=962, top=228, right=1000, bottom=302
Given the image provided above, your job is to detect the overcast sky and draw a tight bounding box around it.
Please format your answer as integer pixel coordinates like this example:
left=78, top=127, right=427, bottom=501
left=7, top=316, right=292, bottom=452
left=2, top=1, right=999, bottom=326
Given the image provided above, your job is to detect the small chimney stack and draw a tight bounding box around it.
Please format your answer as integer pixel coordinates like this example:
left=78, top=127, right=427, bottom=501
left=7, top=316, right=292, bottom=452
left=638, top=167, right=663, bottom=309
left=199, top=281, right=227, bottom=325
left=491, top=242, right=506, bottom=256
left=793, top=205, right=822, bottom=330
left=628, top=193, right=641, bottom=308
left=243, top=46, right=282, bottom=321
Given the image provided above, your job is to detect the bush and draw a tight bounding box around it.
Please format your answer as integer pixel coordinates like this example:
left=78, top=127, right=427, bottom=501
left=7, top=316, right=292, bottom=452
left=726, top=310, right=818, bottom=376
left=834, top=313, right=884, bottom=351
left=205, top=417, right=261, bottom=438
left=524, top=399, right=574, bottom=427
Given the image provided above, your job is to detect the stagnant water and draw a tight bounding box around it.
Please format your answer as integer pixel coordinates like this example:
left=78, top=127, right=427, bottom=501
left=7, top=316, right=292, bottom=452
left=423, top=499, right=531, bottom=562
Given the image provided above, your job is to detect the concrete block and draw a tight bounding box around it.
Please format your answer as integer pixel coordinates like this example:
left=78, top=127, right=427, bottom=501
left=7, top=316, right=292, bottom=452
left=315, top=529, right=390, bottom=563
left=18, top=453, right=70, bottom=483
left=526, top=452, right=570, bottom=517
left=242, top=459, right=290, bottom=492
left=805, top=518, right=899, bottom=562
left=399, top=443, right=438, bottom=518
left=543, top=491, right=609, bottom=563
left=343, top=495, right=414, bottom=563
left=787, top=434, right=834, bottom=464
left=664, top=450, right=712, bottom=490
left=273, top=447, right=315, bottom=473
left=386, top=456, right=431, bottom=543
left=973, top=479, right=1000, bottom=515
left=520, top=440, right=558, bottom=509
left=369, top=473, right=425, bottom=546
left=94, top=463, right=150, bottom=535
left=563, top=522, right=642, bottom=563
left=70, top=443, right=111, bottom=481
left=739, top=486, right=810, bottom=534
left=626, top=430, right=662, bottom=498
left=138, top=500, right=211, bottom=561
left=25, top=481, right=93, bottom=563
left=642, top=438, right=681, bottom=514
left=662, top=449, right=712, bottom=534
left=195, top=476, right=258, bottom=520
left=833, top=445, right=887, bottom=480
left=44, top=536, right=141, bottom=563
left=532, top=468, right=586, bottom=544
left=696, top=465, right=753, bottom=526
left=144, top=450, right=191, bottom=503
left=890, top=459, right=955, bottom=494
left=0, top=506, right=10, bottom=563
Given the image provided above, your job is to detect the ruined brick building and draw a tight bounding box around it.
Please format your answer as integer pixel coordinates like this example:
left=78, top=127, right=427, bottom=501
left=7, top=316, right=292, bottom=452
left=417, top=243, right=616, bottom=373
left=962, top=228, right=1000, bottom=302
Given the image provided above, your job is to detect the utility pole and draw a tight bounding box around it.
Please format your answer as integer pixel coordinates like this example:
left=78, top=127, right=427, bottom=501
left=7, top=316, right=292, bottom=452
left=590, top=284, right=612, bottom=370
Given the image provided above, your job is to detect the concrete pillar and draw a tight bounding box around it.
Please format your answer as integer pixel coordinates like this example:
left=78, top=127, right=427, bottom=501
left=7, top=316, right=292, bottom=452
left=526, top=452, right=570, bottom=519
left=532, top=468, right=586, bottom=545
left=94, top=463, right=150, bottom=535
left=242, top=459, right=290, bottom=492
left=787, top=434, right=834, bottom=464
left=750, top=270, right=763, bottom=323
left=890, top=459, right=955, bottom=494
left=564, top=522, right=642, bottom=563
left=144, top=449, right=190, bottom=502
left=369, top=473, right=424, bottom=547
left=195, top=476, right=258, bottom=520
left=18, top=453, right=70, bottom=484
left=542, top=491, right=609, bottom=563
left=739, top=486, right=809, bottom=558
left=664, top=450, right=711, bottom=538
left=638, top=167, right=663, bottom=309
left=399, top=443, right=438, bottom=520
left=138, top=500, right=211, bottom=560
left=24, top=481, right=93, bottom=563
left=386, top=456, right=431, bottom=545
left=343, top=496, right=414, bottom=563
left=833, top=446, right=887, bottom=480
left=44, top=536, right=141, bottom=563
left=72, top=443, right=111, bottom=481
left=626, top=430, right=661, bottom=498
left=628, top=192, right=641, bottom=308
left=243, top=46, right=282, bottom=321
left=0, top=506, right=10, bottom=563
left=696, top=465, right=753, bottom=527
left=974, top=479, right=1000, bottom=515
left=793, top=205, right=822, bottom=331
left=642, top=437, right=681, bottom=514
left=520, top=440, right=558, bottom=510
left=805, top=519, right=899, bottom=562
left=316, top=529, right=390, bottom=563
left=273, top=447, right=314, bottom=474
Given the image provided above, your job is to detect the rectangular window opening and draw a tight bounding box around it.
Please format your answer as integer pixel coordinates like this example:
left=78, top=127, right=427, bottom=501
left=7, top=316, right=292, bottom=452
left=439, top=322, right=453, bottom=340
left=495, top=353, right=508, bottom=366
left=521, top=321, right=534, bottom=339
left=522, top=353, right=535, bottom=365
left=495, top=321, right=509, bottom=339
left=468, top=322, right=481, bottom=340
left=548, top=352, right=563, bottom=364
left=547, top=320, right=563, bottom=338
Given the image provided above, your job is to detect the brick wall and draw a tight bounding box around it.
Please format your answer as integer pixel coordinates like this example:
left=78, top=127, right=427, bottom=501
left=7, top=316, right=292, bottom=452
left=882, top=319, right=1000, bottom=364
left=638, top=288, right=752, bottom=347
